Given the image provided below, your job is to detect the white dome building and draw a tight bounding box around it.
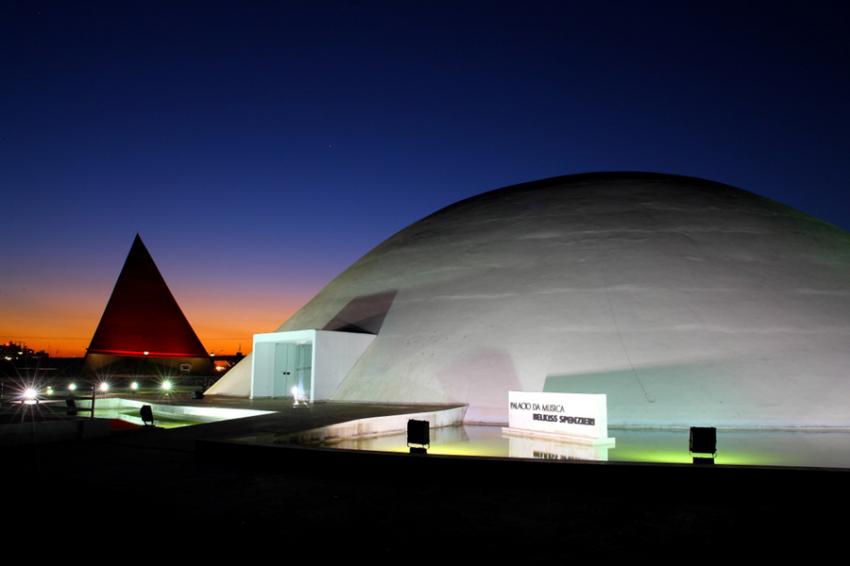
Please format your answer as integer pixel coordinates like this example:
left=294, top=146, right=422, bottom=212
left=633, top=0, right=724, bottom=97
left=208, top=172, right=850, bottom=428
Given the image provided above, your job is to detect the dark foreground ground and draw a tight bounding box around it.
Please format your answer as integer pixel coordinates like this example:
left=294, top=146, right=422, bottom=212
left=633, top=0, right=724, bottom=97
left=3, top=408, right=848, bottom=560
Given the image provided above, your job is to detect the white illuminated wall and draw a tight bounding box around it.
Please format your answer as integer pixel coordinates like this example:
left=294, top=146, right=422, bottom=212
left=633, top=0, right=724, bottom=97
left=209, top=173, right=850, bottom=429
left=250, top=329, right=375, bottom=401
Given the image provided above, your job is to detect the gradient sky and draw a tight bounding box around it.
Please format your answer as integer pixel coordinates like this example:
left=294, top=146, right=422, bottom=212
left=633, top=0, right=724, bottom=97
left=2, top=1, right=849, bottom=357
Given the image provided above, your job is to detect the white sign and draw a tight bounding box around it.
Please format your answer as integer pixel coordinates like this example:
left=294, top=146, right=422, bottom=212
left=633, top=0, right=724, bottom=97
left=504, top=390, right=614, bottom=446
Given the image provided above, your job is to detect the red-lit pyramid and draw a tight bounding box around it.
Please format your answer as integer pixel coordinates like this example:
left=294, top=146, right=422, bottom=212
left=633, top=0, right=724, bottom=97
left=86, top=234, right=209, bottom=360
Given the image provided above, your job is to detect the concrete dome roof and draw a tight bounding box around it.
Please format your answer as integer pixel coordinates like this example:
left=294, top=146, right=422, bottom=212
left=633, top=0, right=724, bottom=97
left=212, top=172, right=850, bottom=428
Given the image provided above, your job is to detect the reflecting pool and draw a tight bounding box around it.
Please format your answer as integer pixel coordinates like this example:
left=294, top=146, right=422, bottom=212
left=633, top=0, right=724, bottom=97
left=78, top=398, right=274, bottom=429
left=323, top=425, right=850, bottom=468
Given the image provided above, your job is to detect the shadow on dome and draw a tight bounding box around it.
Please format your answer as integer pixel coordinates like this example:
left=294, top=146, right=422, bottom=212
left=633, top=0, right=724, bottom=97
left=323, top=290, right=398, bottom=334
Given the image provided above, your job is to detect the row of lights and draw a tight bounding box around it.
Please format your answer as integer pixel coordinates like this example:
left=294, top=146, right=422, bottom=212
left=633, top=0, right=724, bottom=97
left=68, top=380, right=173, bottom=392
left=20, top=380, right=174, bottom=402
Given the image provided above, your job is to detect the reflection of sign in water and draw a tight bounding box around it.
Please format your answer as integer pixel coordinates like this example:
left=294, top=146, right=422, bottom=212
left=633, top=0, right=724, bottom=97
left=503, top=391, right=615, bottom=447
left=505, top=435, right=611, bottom=462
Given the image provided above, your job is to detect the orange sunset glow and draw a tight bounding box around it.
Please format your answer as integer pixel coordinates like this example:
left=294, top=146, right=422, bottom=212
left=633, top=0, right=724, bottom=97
left=1, top=282, right=313, bottom=358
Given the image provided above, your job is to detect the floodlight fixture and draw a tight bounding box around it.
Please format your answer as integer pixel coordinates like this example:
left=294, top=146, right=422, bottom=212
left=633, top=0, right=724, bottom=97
left=140, top=405, right=154, bottom=426
left=690, top=426, right=717, bottom=465
left=407, top=419, right=430, bottom=454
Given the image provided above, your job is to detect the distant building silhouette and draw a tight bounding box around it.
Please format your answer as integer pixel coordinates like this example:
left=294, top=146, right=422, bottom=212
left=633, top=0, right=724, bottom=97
left=0, top=341, right=47, bottom=362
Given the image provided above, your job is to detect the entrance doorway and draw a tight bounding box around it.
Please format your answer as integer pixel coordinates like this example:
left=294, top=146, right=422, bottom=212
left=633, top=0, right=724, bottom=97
left=250, top=329, right=375, bottom=401
left=273, top=341, right=313, bottom=398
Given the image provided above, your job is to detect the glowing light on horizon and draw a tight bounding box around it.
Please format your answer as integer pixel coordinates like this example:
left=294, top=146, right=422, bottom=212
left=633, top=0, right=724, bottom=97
left=22, top=387, right=38, bottom=403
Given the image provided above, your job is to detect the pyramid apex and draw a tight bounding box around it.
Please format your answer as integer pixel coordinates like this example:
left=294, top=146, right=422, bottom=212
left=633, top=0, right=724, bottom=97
left=85, top=235, right=209, bottom=360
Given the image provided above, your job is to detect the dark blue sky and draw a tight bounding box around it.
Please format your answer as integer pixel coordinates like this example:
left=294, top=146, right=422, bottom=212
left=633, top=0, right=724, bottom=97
left=2, top=1, right=850, bottom=354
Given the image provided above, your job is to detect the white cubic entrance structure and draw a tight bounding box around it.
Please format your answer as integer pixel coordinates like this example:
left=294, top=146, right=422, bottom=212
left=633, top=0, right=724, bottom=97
left=250, top=329, right=375, bottom=401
